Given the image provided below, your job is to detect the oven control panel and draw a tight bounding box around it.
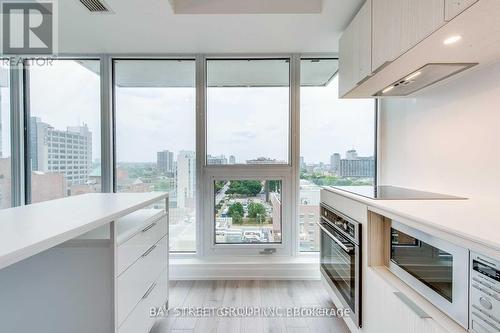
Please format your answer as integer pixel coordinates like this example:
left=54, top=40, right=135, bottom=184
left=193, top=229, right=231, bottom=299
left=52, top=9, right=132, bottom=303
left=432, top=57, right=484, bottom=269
left=470, top=252, right=500, bottom=333
left=320, top=204, right=359, bottom=242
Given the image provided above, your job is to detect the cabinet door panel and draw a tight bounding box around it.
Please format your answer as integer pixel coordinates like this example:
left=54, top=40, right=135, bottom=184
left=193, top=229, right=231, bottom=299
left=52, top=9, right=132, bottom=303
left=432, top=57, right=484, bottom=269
left=339, top=0, right=372, bottom=97
left=445, top=0, right=478, bottom=21
left=372, top=0, right=445, bottom=72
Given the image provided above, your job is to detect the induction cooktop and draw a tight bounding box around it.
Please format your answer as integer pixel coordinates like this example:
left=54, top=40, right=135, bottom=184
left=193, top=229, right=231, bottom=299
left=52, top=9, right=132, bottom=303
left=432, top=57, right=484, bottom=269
left=330, top=185, right=466, bottom=200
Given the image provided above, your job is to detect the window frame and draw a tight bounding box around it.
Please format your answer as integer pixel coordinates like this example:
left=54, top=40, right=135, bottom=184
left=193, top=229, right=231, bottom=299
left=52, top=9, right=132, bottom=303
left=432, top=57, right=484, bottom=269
left=201, top=55, right=297, bottom=256
left=111, top=57, right=198, bottom=254
left=22, top=57, right=103, bottom=204
left=204, top=57, right=292, bottom=167
left=5, top=53, right=378, bottom=260
left=298, top=56, right=378, bottom=253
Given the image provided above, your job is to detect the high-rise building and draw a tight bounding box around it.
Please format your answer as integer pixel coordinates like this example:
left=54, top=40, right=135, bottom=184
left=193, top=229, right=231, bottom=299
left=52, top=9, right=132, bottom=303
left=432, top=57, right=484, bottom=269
left=30, top=117, right=92, bottom=185
left=339, top=156, right=375, bottom=178
left=229, top=155, right=236, bottom=164
left=207, top=154, right=228, bottom=165
left=157, top=150, right=174, bottom=174
left=346, top=149, right=358, bottom=160
left=330, top=153, right=341, bottom=173
left=246, top=157, right=286, bottom=164
left=176, top=150, right=196, bottom=209
left=300, top=156, right=306, bottom=170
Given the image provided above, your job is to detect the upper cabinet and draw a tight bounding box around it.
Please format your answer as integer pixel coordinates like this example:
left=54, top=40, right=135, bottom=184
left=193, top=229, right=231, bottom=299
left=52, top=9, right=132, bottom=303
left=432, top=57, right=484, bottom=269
left=338, top=0, right=372, bottom=97
left=445, top=0, right=478, bottom=21
left=372, top=0, right=445, bottom=73
left=338, top=0, right=496, bottom=98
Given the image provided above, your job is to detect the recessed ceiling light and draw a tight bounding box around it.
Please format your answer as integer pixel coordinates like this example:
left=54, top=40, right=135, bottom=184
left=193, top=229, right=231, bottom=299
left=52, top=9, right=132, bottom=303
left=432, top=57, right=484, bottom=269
left=382, top=85, right=394, bottom=94
left=405, top=71, right=422, bottom=81
left=443, top=35, right=462, bottom=45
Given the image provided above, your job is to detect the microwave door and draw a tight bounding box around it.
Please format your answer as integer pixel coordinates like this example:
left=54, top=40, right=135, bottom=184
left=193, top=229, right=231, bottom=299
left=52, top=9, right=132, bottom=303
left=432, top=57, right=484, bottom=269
left=391, top=229, right=454, bottom=302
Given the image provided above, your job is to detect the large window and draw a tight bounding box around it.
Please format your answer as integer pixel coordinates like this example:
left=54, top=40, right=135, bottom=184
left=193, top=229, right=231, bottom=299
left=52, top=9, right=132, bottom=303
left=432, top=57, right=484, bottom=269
left=299, top=58, right=376, bottom=251
left=0, top=63, right=11, bottom=209
left=114, top=59, right=196, bottom=252
left=206, top=59, right=290, bottom=165
left=214, top=179, right=282, bottom=244
left=27, top=60, right=101, bottom=204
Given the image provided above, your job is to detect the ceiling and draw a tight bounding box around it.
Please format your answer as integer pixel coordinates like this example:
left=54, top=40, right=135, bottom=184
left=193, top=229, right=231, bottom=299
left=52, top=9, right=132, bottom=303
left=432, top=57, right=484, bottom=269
left=57, top=0, right=364, bottom=54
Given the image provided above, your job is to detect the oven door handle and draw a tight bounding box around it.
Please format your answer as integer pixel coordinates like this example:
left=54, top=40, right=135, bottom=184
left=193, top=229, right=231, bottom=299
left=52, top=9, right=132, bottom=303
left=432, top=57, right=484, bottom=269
left=317, top=222, right=354, bottom=254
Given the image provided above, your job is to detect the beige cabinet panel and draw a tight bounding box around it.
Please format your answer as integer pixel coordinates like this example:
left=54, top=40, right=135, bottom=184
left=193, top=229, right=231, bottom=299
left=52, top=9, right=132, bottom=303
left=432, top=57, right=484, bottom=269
left=339, top=0, right=372, bottom=97
left=363, top=269, right=451, bottom=333
left=445, top=0, right=478, bottom=21
left=372, top=0, right=445, bottom=72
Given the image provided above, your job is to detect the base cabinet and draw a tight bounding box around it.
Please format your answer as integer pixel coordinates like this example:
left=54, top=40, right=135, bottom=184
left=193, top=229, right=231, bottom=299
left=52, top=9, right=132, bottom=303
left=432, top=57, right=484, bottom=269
left=118, top=269, right=168, bottom=333
left=115, top=207, right=169, bottom=333
left=363, top=269, right=449, bottom=333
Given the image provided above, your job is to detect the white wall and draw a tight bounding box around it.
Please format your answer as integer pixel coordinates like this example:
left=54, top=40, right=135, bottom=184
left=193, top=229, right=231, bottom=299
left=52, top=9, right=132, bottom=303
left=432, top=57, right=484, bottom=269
left=379, top=61, right=500, bottom=198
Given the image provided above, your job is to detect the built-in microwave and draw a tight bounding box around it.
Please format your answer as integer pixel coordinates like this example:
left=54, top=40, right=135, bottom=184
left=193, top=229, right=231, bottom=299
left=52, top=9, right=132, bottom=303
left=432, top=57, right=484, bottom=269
left=388, top=221, right=469, bottom=328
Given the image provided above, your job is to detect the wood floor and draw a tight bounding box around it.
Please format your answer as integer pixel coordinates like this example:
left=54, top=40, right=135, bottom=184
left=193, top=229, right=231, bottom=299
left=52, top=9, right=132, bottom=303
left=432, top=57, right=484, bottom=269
left=151, top=280, right=350, bottom=333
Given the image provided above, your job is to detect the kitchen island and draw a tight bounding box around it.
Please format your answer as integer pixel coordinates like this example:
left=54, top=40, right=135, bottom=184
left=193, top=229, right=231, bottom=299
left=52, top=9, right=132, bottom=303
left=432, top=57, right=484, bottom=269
left=0, top=192, right=169, bottom=333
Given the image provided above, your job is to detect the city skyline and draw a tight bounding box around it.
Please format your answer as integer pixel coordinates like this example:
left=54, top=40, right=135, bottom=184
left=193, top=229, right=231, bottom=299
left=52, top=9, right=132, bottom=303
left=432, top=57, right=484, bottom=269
left=23, top=61, right=374, bottom=164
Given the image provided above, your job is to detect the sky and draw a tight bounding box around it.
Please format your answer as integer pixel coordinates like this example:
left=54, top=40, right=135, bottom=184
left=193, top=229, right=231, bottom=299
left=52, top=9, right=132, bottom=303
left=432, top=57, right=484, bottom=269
left=29, top=60, right=101, bottom=160
left=1, top=60, right=375, bottom=165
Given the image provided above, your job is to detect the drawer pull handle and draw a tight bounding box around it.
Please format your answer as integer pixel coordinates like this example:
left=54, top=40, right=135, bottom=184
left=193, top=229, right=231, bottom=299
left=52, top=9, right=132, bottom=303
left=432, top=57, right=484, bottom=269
left=142, top=244, right=157, bottom=258
left=141, top=222, right=157, bottom=233
left=142, top=282, right=157, bottom=299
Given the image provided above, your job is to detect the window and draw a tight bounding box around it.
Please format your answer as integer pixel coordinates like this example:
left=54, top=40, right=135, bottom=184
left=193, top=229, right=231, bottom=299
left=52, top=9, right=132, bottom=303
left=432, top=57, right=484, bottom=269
left=113, top=59, right=196, bottom=252
left=299, top=58, right=376, bottom=251
left=206, top=59, right=290, bottom=165
left=27, top=59, right=101, bottom=204
left=0, top=63, right=11, bottom=209
left=214, top=179, right=282, bottom=244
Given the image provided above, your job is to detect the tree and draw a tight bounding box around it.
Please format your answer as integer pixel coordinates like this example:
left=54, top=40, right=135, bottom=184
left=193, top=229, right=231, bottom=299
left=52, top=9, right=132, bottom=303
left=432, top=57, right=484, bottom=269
left=248, top=202, right=266, bottom=219
left=227, top=202, right=244, bottom=218
left=226, top=180, right=262, bottom=196
left=268, top=180, right=280, bottom=192
left=231, top=211, right=243, bottom=224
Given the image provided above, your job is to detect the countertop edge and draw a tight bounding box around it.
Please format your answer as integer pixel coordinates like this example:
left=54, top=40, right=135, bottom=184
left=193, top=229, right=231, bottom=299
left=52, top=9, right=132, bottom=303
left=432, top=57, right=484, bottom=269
left=321, top=186, right=500, bottom=254
left=0, top=192, right=168, bottom=271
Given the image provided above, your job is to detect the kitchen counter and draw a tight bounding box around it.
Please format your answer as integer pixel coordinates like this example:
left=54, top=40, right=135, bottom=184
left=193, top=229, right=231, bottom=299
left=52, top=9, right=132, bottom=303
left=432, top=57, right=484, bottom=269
left=323, top=186, right=500, bottom=255
left=0, top=192, right=167, bottom=271
left=0, top=192, right=169, bottom=333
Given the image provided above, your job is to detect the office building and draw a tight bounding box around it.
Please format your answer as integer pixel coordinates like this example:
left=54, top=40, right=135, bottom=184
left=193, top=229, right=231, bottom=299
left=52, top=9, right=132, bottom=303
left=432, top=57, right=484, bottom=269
left=30, top=117, right=92, bottom=185
left=157, top=150, right=174, bottom=174
left=176, top=150, right=195, bottom=208
left=339, top=157, right=375, bottom=178
left=207, top=154, right=228, bottom=165
left=330, top=153, right=341, bottom=173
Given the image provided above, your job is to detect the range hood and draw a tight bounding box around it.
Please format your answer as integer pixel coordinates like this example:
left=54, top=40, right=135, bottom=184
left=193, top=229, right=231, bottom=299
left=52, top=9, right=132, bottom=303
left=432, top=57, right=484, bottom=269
left=374, top=63, right=477, bottom=97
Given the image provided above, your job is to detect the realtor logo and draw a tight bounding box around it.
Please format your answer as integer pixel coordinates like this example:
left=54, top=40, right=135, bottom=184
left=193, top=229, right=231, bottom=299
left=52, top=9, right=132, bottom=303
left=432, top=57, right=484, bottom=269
left=1, top=1, right=57, bottom=55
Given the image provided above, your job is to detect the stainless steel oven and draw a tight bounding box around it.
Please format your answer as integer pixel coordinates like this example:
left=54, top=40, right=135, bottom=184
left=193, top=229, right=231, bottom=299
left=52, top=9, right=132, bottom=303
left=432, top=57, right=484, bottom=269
left=319, top=204, right=361, bottom=327
left=389, top=221, right=469, bottom=328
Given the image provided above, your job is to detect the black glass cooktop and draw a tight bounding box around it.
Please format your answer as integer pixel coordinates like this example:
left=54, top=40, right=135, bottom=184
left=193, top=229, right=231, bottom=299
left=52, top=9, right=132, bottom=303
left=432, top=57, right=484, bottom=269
left=331, top=185, right=465, bottom=200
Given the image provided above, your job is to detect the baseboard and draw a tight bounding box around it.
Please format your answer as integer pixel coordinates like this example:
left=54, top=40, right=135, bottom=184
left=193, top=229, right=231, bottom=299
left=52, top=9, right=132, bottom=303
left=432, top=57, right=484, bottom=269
left=170, top=255, right=320, bottom=280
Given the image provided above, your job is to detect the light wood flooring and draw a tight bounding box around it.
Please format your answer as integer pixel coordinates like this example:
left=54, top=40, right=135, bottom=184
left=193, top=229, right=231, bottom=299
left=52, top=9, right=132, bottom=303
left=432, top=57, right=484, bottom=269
left=151, top=280, right=350, bottom=333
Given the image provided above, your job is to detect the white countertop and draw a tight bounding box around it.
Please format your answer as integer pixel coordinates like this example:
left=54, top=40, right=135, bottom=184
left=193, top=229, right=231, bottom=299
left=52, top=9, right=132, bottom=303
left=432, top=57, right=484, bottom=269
left=0, top=192, right=168, bottom=271
left=323, top=186, right=500, bottom=253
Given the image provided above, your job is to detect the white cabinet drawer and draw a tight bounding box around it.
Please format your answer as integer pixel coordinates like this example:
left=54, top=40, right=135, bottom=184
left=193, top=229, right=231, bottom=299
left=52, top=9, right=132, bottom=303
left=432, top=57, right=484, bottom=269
left=117, top=235, right=167, bottom=326
left=118, top=268, right=168, bottom=333
left=117, top=215, right=167, bottom=275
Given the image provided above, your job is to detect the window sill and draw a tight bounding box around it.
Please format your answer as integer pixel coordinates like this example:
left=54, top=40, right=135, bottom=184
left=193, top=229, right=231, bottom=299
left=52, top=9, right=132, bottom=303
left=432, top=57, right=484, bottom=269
left=169, top=252, right=320, bottom=280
